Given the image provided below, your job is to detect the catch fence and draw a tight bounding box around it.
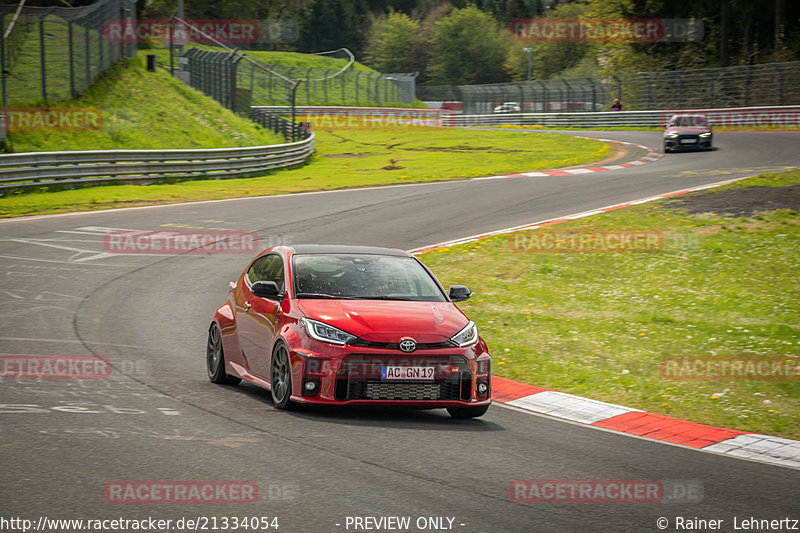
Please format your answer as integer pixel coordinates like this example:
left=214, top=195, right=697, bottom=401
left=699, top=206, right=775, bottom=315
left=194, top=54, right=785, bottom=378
left=419, top=62, right=800, bottom=114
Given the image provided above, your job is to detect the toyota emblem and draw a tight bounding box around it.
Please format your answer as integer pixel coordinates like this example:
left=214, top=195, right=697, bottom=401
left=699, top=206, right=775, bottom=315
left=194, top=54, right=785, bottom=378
left=398, top=338, right=417, bottom=353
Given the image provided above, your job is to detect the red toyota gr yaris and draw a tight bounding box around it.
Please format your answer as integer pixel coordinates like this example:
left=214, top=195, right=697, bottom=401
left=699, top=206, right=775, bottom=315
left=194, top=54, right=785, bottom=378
left=207, top=245, right=492, bottom=418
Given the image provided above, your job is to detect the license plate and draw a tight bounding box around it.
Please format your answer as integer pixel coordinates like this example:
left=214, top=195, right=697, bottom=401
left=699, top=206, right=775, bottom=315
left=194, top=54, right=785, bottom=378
left=381, top=366, right=435, bottom=380
left=680, top=138, right=697, bottom=144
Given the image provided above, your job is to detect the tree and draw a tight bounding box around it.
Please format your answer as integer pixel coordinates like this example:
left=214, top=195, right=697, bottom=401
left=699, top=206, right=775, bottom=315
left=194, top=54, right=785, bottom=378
left=364, top=12, right=429, bottom=74
left=296, top=0, right=370, bottom=55
left=426, top=5, right=511, bottom=85
left=503, top=1, right=594, bottom=80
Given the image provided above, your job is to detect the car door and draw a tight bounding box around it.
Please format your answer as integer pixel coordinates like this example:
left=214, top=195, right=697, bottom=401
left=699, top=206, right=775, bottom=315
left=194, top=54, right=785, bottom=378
left=238, top=254, right=285, bottom=380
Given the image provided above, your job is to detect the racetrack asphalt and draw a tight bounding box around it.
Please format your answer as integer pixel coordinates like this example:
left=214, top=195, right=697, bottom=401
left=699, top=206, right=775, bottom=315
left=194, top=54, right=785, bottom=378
left=0, top=130, right=798, bottom=532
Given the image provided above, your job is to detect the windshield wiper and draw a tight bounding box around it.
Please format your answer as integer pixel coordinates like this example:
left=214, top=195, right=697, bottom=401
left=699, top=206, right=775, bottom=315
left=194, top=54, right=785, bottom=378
left=295, top=292, right=360, bottom=299
left=352, top=295, right=416, bottom=300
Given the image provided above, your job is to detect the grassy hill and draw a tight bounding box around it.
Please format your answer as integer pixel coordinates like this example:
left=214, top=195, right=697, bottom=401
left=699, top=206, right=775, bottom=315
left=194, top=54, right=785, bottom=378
left=4, top=55, right=285, bottom=153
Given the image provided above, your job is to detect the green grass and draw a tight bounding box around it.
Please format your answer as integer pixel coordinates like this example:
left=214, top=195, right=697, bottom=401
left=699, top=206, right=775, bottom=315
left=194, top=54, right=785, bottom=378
left=0, top=126, right=609, bottom=217
left=4, top=56, right=284, bottom=153
left=419, top=169, right=800, bottom=439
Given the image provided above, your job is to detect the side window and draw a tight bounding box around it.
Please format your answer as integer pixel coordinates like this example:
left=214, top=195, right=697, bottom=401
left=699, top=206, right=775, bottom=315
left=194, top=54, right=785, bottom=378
left=247, top=255, right=285, bottom=293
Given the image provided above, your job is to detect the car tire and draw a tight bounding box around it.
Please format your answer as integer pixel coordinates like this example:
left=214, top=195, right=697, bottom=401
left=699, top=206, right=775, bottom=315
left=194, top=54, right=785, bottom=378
left=270, top=342, right=296, bottom=410
left=663, top=144, right=670, bottom=153
left=207, top=323, right=241, bottom=385
left=447, top=405, right=489, bottom=419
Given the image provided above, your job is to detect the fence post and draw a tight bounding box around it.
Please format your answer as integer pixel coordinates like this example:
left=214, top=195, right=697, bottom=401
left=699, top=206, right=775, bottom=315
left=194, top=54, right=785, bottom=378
left=562, top=79, right=572, bottom=111
left=374, top=75, right=381, bottom=106
left=98, top=17, right=104, bottom=72
left=249, top=61, right=254, bottom=95
left=773, top=64, right=784, bottom=105
left=0, top=13, right=7, bottom=120
left=85, top=25, right=91, bottom=85
left=168, top=26, right=174, bottom=76
left=611, top=74, right=622, bottom=104
left=587, top=77, right=596, bottom=111
left=230, top=53, right=241, bottom=112
left=743, top=68, right=751, bottom=106
left=305, top=67, right=313, bottom=104
left=39, top=18, right=47, bottom=102
left=68, top=22, right=76, bottom=98
left=535, top=80, right=546, bottom=112
left=355, top=71, right=360, bottom=102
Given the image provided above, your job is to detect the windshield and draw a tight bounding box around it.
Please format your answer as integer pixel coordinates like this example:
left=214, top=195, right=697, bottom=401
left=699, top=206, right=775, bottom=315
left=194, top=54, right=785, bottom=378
left=671, top=115, right=708, bottom=127
left=292, top=254, right=446, bottom=301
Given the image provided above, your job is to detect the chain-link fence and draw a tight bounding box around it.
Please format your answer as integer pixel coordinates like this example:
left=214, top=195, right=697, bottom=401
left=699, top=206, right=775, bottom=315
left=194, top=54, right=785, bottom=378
left=419, top=62, right=800, bottom=114
left=166, top=21, right=416, bottom=111
left=178, top=47, right=416, bottom=109
left=0, top=0, right=136, bottom=108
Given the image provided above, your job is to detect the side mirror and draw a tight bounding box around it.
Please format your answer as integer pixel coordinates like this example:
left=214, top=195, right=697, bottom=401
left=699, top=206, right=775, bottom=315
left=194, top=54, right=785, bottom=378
left=448, top=285, right=471, bottom=302
left=251, top=280, right=281, bottom=300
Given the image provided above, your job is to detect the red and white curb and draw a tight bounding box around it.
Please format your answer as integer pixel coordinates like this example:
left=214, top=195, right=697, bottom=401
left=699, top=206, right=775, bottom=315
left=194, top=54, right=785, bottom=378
left=409, top=176, right=744, bottom=254
left=411, top=177, right=800, bottom=470
left=493, top=377, right=800, bottom=470
left=486, top=139, right=663, bottom=180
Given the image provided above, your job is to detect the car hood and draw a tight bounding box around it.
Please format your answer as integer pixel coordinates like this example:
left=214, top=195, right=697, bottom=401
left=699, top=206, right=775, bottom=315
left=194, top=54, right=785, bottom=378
left=296, top=299, right=469, bottom=343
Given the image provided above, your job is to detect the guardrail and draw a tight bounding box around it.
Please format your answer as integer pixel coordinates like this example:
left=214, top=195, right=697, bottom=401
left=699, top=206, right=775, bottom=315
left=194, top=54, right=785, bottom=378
left=452, top=106, right=800, bottom=128
left=0, top=133, right=314, bottom=191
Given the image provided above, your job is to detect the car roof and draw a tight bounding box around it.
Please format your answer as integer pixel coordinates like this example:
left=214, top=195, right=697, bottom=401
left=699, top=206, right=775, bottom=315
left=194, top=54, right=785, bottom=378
left=288, top=244, right=409, bottom=257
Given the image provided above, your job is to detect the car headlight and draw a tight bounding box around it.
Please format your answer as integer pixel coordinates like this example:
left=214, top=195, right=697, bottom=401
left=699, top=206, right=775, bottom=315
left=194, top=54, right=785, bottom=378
left=450, top=321, right=478, bottom=347
left=699, top=132, right=711, bottom=138
left=301, top=318, right=357, bottom=345
left=665, top=133, right=678, bottom=138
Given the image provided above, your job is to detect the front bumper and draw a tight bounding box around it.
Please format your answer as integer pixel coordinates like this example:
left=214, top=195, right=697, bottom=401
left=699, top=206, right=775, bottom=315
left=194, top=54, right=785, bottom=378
left=290, top=345, right=492, bottom=407
left=664, top=134, right=712, bottom=150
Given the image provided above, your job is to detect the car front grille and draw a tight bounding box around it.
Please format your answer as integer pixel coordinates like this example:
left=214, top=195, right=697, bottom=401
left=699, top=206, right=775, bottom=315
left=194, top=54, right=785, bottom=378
left=333, top=354, right=471, bottom=401
left=341, top=379, right=462, bottom=401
